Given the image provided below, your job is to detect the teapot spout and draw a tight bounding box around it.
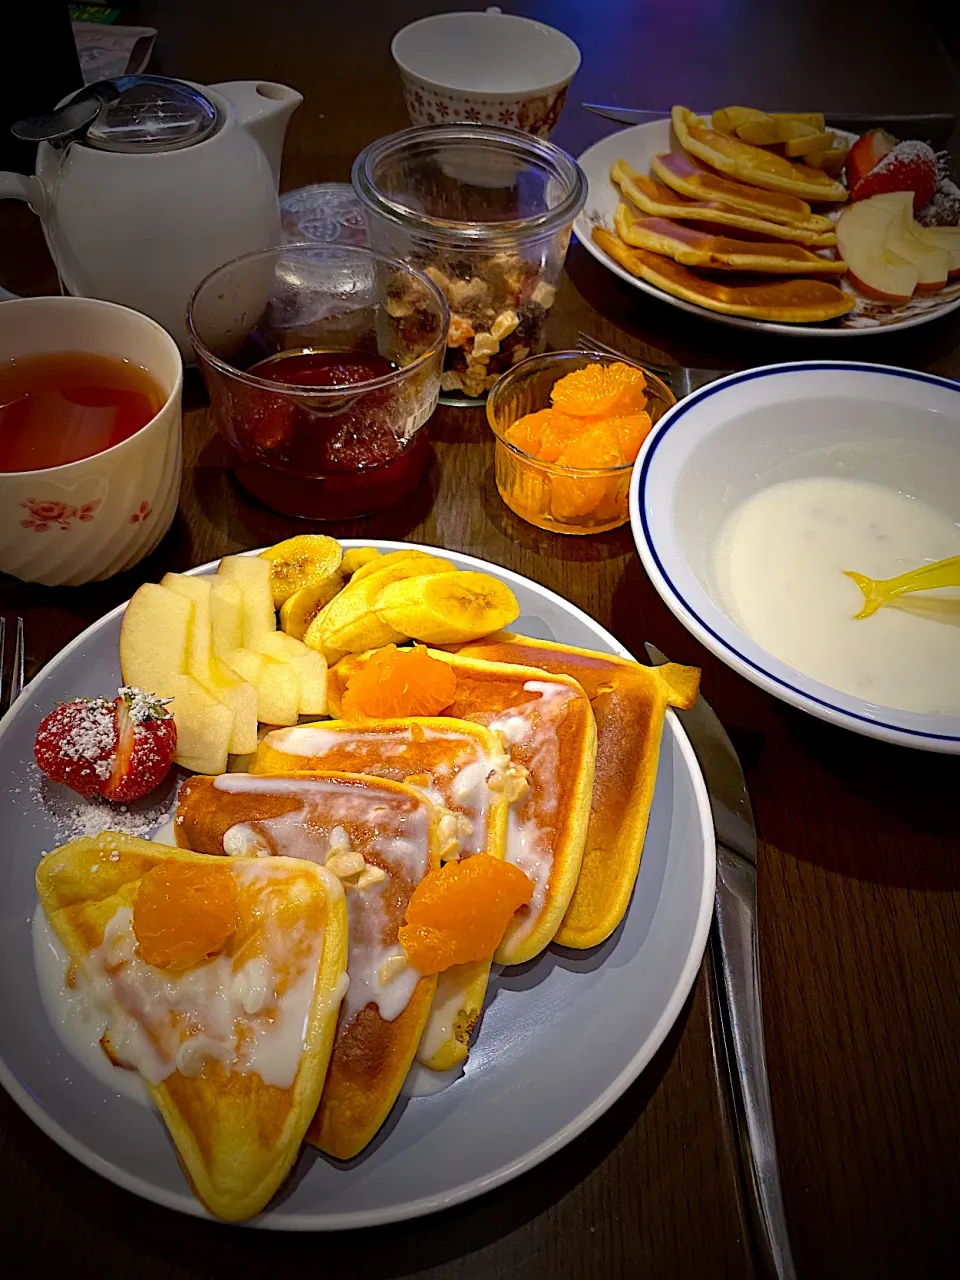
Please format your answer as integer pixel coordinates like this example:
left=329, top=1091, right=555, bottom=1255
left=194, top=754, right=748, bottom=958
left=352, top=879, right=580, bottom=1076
left=211, top=81, right=302, bottom=185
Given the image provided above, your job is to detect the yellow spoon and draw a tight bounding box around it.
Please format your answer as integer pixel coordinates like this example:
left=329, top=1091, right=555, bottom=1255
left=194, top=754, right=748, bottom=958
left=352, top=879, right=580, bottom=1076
left=844, top=554, right=960, bottom=619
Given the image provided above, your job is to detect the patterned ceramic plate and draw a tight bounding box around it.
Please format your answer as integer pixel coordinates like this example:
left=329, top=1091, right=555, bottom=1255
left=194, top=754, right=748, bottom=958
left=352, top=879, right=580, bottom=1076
left=575, top=119, right=960, bottom=337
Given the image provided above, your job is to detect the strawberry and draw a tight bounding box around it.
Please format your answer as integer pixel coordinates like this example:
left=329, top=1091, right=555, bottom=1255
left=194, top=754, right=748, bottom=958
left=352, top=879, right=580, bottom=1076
left=34, top=697, right=118, bottom=797
left=102, top=688, right=177, bottom=802
left=34, top=687, right=176, bottom=802
left=849, top=138, right=938, bottom=210
left=845, top=129, right=896, bottom=192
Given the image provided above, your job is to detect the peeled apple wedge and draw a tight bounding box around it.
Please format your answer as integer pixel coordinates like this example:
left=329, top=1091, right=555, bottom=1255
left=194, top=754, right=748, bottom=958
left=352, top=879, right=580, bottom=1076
left=165, top=674, right=235, bottom=775
left=260, top=534, right=343, bottom=607
left=119, top=583, right=193, bottom=690
left=217, top=555, right=276, bottom=646
left=205, top=657, right=259, bottom=755
left=209, top=580, right=243, bottom=657
left=912, top=224, right=960, bottom=277
left=340, top=546, right=381, bottom=576
left=304, top=555, right=456, bottom=655
left=349, top=548, right=436, bottom=584
left=161, top=573, right=214, bottom=682
left=254, top=632, right=328, bottom=716
left=279, top=576, right=345, bottom=640
left=374, top=571, right=520, bottom=644
left=224, top=648, right=301, bottom=726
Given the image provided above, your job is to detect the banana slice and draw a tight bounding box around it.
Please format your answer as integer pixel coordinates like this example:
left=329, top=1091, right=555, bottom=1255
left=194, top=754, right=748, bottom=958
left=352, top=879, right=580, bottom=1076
left=340, top=546, right=382, bottom=576
left=303, top=555, right=455, bottom=654
left=374, top=570, right=520, bottom=644
left=279, top=575, right=345, bottom=640
left=350, top=548, right=436, bottom=584
left=260, top=535, right=343, bottom=607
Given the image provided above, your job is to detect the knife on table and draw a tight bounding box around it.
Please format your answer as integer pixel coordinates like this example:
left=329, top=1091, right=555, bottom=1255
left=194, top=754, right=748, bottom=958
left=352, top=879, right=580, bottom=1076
left=583, top=103, right=956, bottom=145
left=645, top=641, right=796, bottom=1280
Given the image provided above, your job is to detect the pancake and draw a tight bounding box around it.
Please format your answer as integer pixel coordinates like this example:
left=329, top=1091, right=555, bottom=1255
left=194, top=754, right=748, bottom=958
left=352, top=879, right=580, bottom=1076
left=611, top=161, right=836, bottom=246
left=651, top=151, right=835, bottom=232
left=672, top=106, right=847, bottom=202
left=251, top=718, right=510, bottom=1071
left=453, top=634, right=700, bottom=948
left=174, top=771, right=440, bottom=1160
left=614, top=207, right=846, bottom=275
left=592, top=227, right=855, bottom=323
left=329, top=652, right=597, bottom=965
left=35, top=833, right=348, bottom=1221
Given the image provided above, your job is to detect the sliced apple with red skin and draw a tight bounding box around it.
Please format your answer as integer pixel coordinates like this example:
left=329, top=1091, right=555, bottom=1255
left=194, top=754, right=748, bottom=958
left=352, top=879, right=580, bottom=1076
left=865, top=192, right=950, bottom=293
left=836, top=196, right=919, bottom=303
left=913, top=224, right=960, bottom=279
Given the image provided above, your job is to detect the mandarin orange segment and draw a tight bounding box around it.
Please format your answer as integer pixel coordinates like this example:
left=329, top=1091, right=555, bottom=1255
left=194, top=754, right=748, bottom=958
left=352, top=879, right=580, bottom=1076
left=550, top=362, right=647, bottom=418
left=607, top=411, right=653, bottom=461
left=398, top=853, right=534, bottom=974
left=505, top=409, right=582, bottom=462
left=132, top=861, right=239, bottom=971
left=556, top=426, right=622, bottom=470
left=341, top=643, right=457, bottom=720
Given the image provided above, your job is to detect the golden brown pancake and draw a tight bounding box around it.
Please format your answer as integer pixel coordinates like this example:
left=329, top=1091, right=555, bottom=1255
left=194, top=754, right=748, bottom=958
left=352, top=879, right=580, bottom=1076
left=672, top=106, right=847, bottom=202
left=453, top=634, right=699, bottom=948
left=36, top=833, right=348, bottom=1221
left=651, top=150, right=835, bottom=231
left=614, top=206, right=846, bottom=274
left=611, top=161, right=836, bottom=246
left=174, top=771, right=440, bottom=1159
left=592, top=227, right=855, bottom=323
left=250, top=718, right=509, bottom=1071
left=329, top=652, right=597, bottom=965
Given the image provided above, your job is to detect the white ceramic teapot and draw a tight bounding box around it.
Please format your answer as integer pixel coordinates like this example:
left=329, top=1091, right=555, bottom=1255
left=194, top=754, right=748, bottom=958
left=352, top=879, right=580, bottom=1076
left=0, top=76, right=302, bottom=355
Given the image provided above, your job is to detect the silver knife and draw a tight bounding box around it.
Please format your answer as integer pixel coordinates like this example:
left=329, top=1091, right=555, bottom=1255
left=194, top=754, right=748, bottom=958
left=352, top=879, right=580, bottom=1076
left=583, top=102, right=957, bottom=146
left=645, top=641, right=796, bottom=1280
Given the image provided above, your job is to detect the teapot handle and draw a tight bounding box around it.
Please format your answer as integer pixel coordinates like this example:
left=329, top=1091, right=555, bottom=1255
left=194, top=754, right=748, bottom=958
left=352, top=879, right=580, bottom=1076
left=0, top=172, right=45, bottom=301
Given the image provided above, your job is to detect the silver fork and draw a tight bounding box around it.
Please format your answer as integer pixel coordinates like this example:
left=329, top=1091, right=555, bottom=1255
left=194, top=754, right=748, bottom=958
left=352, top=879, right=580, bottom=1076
left=576, top=331, right=725, bottom=400
left=0, top=616, right=26, bottom=715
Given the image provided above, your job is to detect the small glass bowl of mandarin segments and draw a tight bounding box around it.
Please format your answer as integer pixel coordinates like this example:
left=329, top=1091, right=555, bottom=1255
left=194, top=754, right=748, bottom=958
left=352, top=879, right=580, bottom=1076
left=486, top=349, right=676, bottom=535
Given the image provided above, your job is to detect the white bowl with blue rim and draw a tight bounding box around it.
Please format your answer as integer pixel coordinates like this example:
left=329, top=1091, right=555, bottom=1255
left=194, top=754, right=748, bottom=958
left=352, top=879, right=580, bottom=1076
left=630, top=361, right=960, bottom=753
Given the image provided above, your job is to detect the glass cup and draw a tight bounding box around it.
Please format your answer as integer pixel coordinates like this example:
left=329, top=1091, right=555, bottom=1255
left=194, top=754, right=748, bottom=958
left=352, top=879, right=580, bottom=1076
left=352, top=124, right=586, bottom=404
left=188, top=245, right=448, bottom=519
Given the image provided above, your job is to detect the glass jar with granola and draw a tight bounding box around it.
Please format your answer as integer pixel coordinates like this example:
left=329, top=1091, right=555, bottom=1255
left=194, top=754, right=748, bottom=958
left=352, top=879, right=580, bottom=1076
left=352, top=124, right=586, bottom=399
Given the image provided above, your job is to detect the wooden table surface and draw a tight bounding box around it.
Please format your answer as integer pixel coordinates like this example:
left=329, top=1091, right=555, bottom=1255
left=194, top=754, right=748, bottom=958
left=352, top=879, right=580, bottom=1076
left=2, top=2, right=960, bottom=1276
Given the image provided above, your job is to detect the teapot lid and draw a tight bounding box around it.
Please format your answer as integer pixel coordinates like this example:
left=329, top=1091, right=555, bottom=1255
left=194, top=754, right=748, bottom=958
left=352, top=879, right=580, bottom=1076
left=85, top=76, right=219, bottom=153
left=11, top=75, right=219, bottom=152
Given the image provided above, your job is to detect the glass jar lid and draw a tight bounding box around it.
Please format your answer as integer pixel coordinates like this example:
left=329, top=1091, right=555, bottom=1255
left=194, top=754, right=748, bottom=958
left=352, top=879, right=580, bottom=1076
left=352, top=123, right=586, bottom=247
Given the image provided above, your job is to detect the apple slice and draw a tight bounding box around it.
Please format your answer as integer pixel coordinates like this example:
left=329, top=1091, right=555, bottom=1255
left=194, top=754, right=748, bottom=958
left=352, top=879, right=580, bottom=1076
left=217, top=555, right=276, bottom=646
left=120, top=583, right=193, bottom=690
left=165, top=674, right=235, bottom=775
left=207, top=657, right=259, bottom=755
left=867, top=192, right=950, bottom=293
left=224, top=647, right=301, bottom=726
left=254, top=632, right=328, bottom=716
left=161, top=573, right=214, bottom=682
left=913, top=224, right=960, bottom=278
left=210, top=580, right=244, bottom=657
left=836, top=197, right=919, bottom=302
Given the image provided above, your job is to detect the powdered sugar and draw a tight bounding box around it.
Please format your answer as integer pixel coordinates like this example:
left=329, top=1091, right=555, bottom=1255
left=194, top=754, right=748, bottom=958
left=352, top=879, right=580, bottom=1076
left=53, top=698, right=116, bottom=780
left=32, top=773, right=179, bottom=845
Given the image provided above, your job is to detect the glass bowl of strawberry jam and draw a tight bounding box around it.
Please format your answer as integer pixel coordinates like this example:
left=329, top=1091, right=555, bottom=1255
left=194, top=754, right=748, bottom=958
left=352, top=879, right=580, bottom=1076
left=188, top=245, right=448, bottom=519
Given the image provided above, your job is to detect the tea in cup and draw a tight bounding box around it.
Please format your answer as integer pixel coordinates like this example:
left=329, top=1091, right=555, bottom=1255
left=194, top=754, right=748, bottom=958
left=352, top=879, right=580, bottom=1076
left=0, top=296, right=182, bottom=586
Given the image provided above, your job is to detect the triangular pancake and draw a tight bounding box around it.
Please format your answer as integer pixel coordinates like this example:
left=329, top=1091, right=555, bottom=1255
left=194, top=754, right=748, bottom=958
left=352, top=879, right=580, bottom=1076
left=611, top=160, right=837, bottom=246
left=592, top=227, right=855, bottom=323
left=328, top=652, right=597, bottom=965
left=251, top=718, right=509, bottom=1071
left=672, top=106, right=847, bottom=202
left=614, top=206, right=847, bottom=275
left=35, top=833, right=348, bottom=1221
left=452, top=634, right=699, bottom=948
left=174, top=771, right=440, bottom=1159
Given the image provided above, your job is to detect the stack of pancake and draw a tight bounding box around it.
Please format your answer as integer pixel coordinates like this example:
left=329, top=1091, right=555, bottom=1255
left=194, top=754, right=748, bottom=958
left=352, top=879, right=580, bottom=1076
left=36, top=634, right=698, bottom=1220
left=593, top=104, right=856, bottom=322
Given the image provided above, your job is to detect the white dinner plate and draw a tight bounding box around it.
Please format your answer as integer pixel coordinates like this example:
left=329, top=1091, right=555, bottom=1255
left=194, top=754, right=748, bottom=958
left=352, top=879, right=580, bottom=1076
left=574, top=118, right=960, bottom=337
left=0, top=541, right=714, bottom=1229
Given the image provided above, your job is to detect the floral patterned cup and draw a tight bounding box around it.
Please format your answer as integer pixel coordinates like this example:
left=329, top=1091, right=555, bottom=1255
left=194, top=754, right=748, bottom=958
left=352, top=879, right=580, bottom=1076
left=0, top=296, right=182, bottom=586
left=391, top=10, right=580, bottom=139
